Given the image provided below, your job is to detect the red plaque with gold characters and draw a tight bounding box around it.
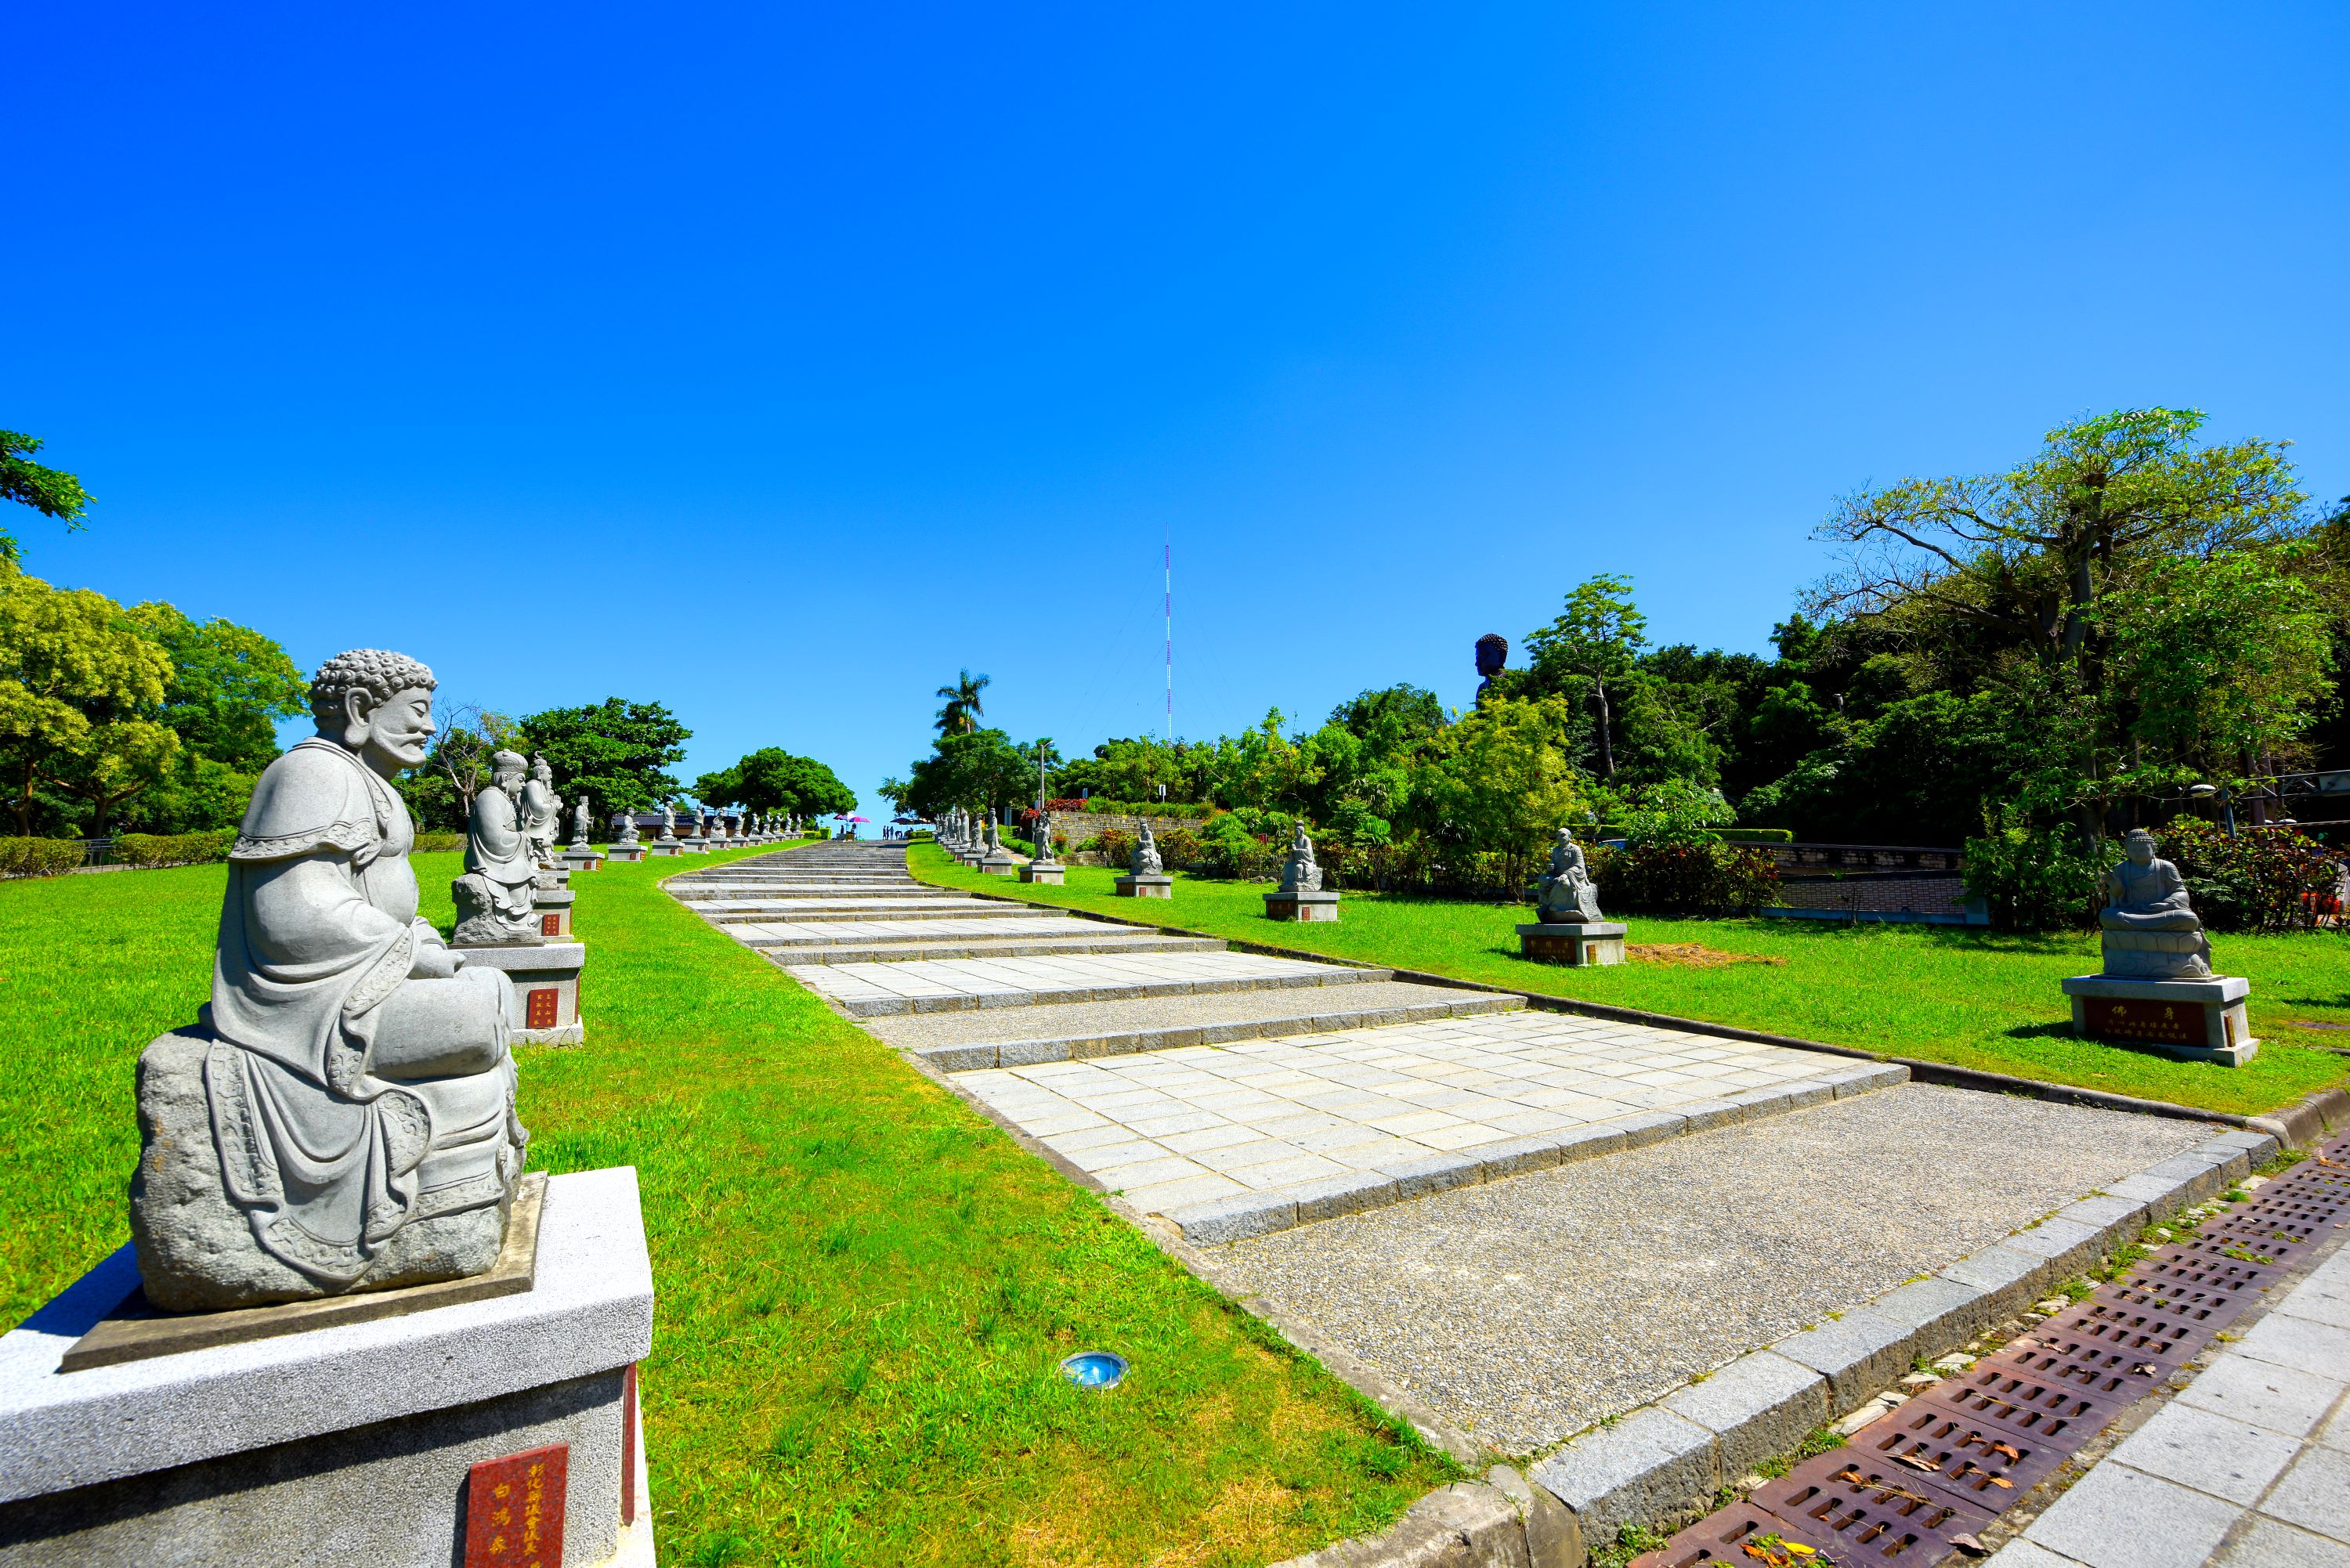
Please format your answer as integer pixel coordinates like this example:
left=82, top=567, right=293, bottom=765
left=526, top=988, right=560, bottom=1031
left=465, top=1443, right=568, bottom=1568
left=2085, top=997, right=2204, bottom=1048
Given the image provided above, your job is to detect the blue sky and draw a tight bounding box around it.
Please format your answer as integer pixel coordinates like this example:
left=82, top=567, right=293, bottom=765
left=10, top=4, right=2347, bottom=821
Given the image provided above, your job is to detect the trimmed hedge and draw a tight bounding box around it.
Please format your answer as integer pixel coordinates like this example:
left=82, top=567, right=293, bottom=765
left=111, top=829, right=237, bottom=869
left=0, top=838, right=88, bottom=878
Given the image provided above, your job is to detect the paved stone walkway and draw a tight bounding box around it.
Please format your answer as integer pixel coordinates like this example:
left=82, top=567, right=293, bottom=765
left=1991, top=1215, right=2350, bottom=1568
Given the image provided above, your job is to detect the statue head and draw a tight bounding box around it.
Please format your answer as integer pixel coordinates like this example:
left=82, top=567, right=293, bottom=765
left=311, top=649, right=437, bottom=775
left=2124, top=828, right=2158, bottom=865
left=532, top=755, right=554, bottom=782
left=490, top=749, right=527, bottom=790
left=1558, top=826, right=1578, bottom=846
left=1475, top=633, right=1509, bottom=681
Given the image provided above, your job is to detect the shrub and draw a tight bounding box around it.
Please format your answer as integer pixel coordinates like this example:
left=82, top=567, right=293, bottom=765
left=1074, top=799, right=1216, bottom=821
left=1154, top=827, right=1202, bottom=868
left=0, top=837, right=89, bottom=877
left=1961, top=811, right=2103, bottom=931
left=1096, top=829, right=1137, bottom=868
left=1591, top=840, right=1779, bottom=915
left=2156, top=817, right=2343, bottom=934
left=111, top=829, right=237, bottom=868
left=1195, top=811, right=1285, bottom=880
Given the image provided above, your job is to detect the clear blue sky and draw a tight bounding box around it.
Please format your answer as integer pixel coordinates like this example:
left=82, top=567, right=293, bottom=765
left=11, top=5, right=2347, bottom=822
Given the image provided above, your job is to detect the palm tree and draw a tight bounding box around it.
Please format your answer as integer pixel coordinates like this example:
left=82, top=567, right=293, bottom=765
left=934, top=670, right=989, bottom=735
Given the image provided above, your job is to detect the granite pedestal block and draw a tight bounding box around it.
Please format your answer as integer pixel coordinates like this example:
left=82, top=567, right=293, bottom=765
left=530, top=885, right=575, bottom=939
left=1264, top=890, right=1340, bottom=922
left=1115, top=873, right=1174, bottom=899
left=1019, top=863, right=1065, bottom=884
left=1517, top=921, right=1629, bottom=966
left=0, top=1168, right=654, bottom=1568
left=679, top=836, right=709, bottom=855
left=561, top=847, right=605, bottom=873
left=455, top=941, right=588, bottom=1046
left=645, top=840, right=682, bottom=857
left=606, top=843, right=647, bottom=863
left=2061, top=973, right=2257, bottom=1065
left=977, top=851, right=1020, bottom=876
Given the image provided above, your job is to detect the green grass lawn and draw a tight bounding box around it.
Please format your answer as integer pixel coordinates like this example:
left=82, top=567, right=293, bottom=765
left=0, top=845, right=1451, bottom=1566
left=909, top=844, right=2350, bottom=1118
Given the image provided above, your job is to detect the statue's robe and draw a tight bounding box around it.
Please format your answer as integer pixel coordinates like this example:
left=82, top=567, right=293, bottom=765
left=468, top=785, right=540, bottom=920
left=209, top=739, right=519, bottom=1285
left=2100, top=858, right=2200, bottom=930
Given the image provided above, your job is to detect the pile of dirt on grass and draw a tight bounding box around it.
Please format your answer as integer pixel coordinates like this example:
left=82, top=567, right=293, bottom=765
left=1627, top=943, right=1787, bottom=968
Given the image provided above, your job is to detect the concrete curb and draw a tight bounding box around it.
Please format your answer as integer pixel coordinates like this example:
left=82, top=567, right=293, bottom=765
left=1520, top=1125, right=2278, bottom=1544
left=1264, top=1465, right=1582, bottom=1568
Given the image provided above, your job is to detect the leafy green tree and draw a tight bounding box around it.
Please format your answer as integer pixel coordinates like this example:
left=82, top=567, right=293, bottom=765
left=514, top=698, right=689, bottom=816
left=1401, top=695, right=1588, bottom=892
left=696, top=748, right=856, bottom=820
left=1524, top=574, right=1647, bottom=778
left=901, top=728, right=1032, bottom=822
left=124, top=603, right=308, bottom=833
left=0, top=432, right=90, bottom=567
left=0, top=566, right=175, bottom=834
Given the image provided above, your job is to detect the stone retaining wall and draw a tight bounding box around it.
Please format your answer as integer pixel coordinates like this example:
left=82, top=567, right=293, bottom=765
left=1766, top=873, right=1985, bottom=924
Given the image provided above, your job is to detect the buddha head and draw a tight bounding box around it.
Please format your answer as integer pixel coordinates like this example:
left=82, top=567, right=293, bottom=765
left=311, top=649, right=437, bottom=777
left=2124, top=827, right=2158, bottom=865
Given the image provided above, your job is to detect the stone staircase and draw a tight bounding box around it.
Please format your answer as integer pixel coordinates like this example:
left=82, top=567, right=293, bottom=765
left=668, top=843, right=1903, bottom=1245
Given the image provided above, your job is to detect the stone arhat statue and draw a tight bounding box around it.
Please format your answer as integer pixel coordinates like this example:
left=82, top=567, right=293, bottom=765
left=570, top=793, right=594, bottom=847
left=452, top=749, right=543, bottom=945
left=130, top=649, right=528, bottom=1310
left=1278, top=824, right=1321, bottom=894
left=1133, top=821, right=1163, bottom=876
left=520, top=755, right=561, bottom=866
left=616, top=807, right=641, bottom=844
left=1537, top=826, right=1604, bottom=923
left=2098, top=828, right=2211, bottom=979
left=1032, top=811, right=1058, bottom=864
left=658, top=801, right=677, bottom=840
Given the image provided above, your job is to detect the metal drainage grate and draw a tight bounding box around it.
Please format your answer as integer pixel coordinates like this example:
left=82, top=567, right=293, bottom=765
left=1853, top=1408, right=2070, bottom=1506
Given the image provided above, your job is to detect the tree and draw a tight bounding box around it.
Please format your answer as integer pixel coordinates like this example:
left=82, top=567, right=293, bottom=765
left=695, top=748, right=857, bottom=820
left=125, top=603, right=308, bottom=833
left=1, top=431, right=90, bottom=568
left=0, top=566, right=175, bottom=835
left=513, top=698, right=690, bottom=815
left=1401, top=695, right=1588, bottom=893
left=1524, top=575, right=1648, bottom=778
left=397, top=704, right=517, bottom=831
left=901, top=728, right=1031, bottom=822
left=935, top=669, right=989, bottom=735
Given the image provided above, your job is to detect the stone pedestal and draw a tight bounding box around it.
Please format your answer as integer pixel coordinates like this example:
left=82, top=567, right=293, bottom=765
left=454, top=942, right=588, bottom=1046
left=1264, top=890, right=1340, bottom=922
left=1517, top=921, right=1629, bottom=966
left=977, top=851, right=1020, bottom=876
left=2061, top=973, right=2257, bottom=1066
left=606, top=843, right=647, bottom=863
left=1020, top=862, right=1065, bottom=884
left=531, top=885, right=575, bottom=939
left=1115, top=874, right=1173, bottom=899
left=562, top=846, right=605, bottom=873
left=0, top=1168, right=654, bottom=1568
left=679, top=836, right=709, bottom=855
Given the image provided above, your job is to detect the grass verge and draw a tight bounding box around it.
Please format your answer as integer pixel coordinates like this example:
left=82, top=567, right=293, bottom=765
left=908, top=844, right=2350, bottom=1118
left=1, top=845, right=1452, bottom=1565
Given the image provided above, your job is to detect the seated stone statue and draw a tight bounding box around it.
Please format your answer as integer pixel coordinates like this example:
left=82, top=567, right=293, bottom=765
left=1536, top=827, right=1605, bottom=923
left=2098, top=828, right=2211, bottom=979
left=1279, top=825, right=1322, bottom=894
left=130, top=650, right=528, bottom=1310
left=615, top=807, right=640, bottom=844
left=1133, top=822, right=1164, bottom=876
left=451, top=750, right=543, bottom=945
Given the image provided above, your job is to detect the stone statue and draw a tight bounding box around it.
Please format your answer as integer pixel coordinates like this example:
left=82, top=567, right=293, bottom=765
left=130, top=649, right=528, bottom=1310
left=1475, top=633, right=1509, bottom=701
left=571, top=793, right=594, bottom=847
left=985, top=820, right=1002, bottom=851
left=452, top=750, right=545, bottom=945
left=657, top=802, right=677, bottom=841
left=1033, top=811, right=1058, bottom=864
left=520, top=755, right=560, bottom=866
left=616, top=808, right=640, bottom=844
left=1537, top=827, right=1605, bottom=923
left=1278, top=825, right=1322, bottom=894
left=1133, top=822, right=1163, bottom=876
left=2098, top=828, right=2211, bottom=979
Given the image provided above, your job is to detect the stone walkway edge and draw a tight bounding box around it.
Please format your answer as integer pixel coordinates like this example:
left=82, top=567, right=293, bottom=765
left=1259, top=1125, right=2278, bottom=1566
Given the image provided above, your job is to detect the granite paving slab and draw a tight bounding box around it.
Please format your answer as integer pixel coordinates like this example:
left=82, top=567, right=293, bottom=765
left=736, top=916, right=1115, bottom=945
left=1212, top=1082, right=2211, bottom=1455
left=794, top=948, right=1389, bottom=1016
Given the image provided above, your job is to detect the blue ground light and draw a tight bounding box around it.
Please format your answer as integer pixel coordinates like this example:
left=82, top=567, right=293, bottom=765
left=1058, top=1352, right=1128, bottom=1390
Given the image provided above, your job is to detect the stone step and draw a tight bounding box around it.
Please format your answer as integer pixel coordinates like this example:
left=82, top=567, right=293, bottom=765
left=763, top=934, right=1224, bottom=965
left=870, top=981, right=1528, bottom=1069
left=795, top=949, right=1393, bottom=1018
left=671, top=883, right=948, bottom=899
left=704, top=901, right=1033, bottom=923
left=728, top=914, right=1141, bottom=947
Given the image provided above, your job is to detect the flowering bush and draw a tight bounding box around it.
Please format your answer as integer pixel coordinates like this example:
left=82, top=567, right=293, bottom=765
left=2155, top=817, right=2343, bottom=934
left=1961, top=811, right=2104, bottom=931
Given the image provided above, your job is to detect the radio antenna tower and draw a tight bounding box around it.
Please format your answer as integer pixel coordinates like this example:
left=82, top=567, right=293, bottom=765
left=1163, top=530, right=1173, bottom=744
